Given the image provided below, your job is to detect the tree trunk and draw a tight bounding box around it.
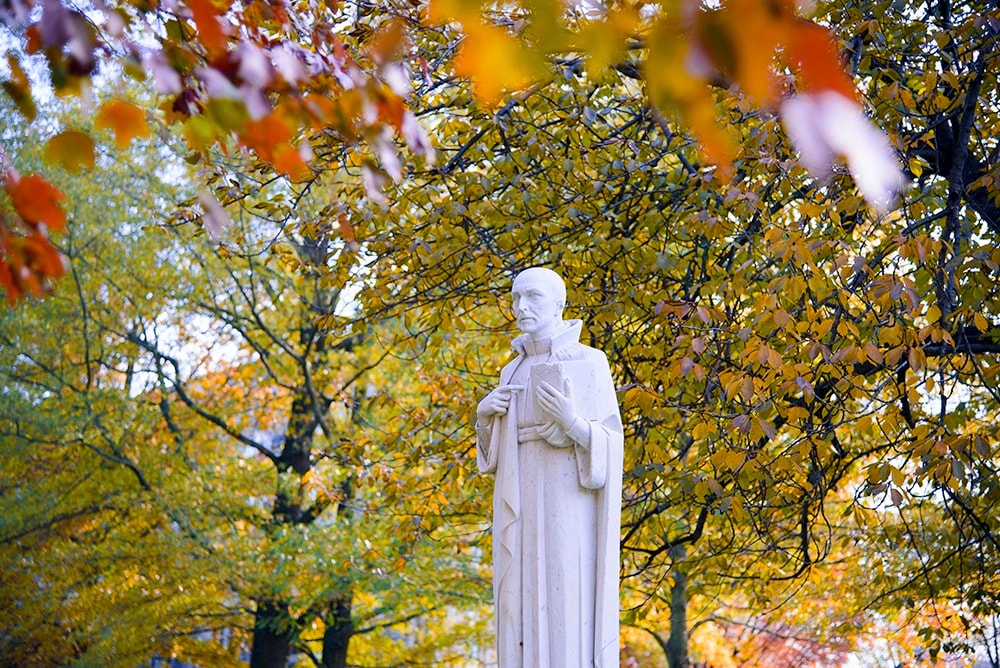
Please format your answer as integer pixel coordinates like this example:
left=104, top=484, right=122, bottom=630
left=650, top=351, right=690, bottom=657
left=250, top=381, right=323, bottom=667
left=250, top=310, right=339, bottom=668
left=666, top=545, right=689, bottom=668
left=321, top=593, right=355, bottom=668
left=249, top=599, right=297, bottom=668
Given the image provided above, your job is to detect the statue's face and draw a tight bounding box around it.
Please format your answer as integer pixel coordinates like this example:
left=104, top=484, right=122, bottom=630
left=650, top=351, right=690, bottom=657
left=511, top=273, right=563, bottom=339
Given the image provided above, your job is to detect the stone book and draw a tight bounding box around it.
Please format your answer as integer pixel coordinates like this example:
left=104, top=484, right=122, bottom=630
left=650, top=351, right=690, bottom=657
left=529, top=360, right=599, bottom=420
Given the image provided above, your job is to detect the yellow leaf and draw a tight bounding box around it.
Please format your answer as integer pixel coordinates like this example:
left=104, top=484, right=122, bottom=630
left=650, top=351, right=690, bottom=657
left=97, top=99, right=150, bottom=148
left=426, top=0, right=481, bottom=25
left=206, top=98, right=250, bottom=131
left=645, top=21, right=702, bottom=103
left=577, top=21, right=627, bottom=79
left=725, top=451, right=746, bottom=470
left=44, top=130, right=95, bottom=173
left=710, top=451, right=729, bottom=469
left=183, top=116, right=220, bottom=151
left=692, top=420, right=716, bottom=441
left=575, top=7, right=638, bottom=79
left=812, top=318, right=832, bottom=339
left=756, top=345, right=770, bottom=366
left=891, top=466, right=905, bottom=487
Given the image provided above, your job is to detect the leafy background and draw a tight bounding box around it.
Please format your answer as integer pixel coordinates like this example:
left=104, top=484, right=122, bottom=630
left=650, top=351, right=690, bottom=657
left=1, top=1, right=999, bottom=666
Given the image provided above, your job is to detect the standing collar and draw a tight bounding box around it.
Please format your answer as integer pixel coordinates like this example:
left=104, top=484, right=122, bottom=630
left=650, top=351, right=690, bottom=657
left=512, top=319, right=583, bottom=356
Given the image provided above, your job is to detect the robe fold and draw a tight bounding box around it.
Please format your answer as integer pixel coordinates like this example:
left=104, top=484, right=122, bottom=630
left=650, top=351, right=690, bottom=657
left=477, top=320, right=623, bottom=668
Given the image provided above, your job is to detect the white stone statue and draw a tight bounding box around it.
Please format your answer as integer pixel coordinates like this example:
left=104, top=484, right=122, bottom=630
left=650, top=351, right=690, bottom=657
left=475, top=267, right=624, bottom=668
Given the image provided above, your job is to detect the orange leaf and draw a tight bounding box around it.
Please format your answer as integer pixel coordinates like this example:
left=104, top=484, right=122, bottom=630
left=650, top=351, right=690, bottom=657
left=0, top=232, right=20, bottom=305
left=338, top=213, right=356, bottom=246
left=726, top=8, right=783, bottom=104
left=787, top=19, right=858, bottom=100
left=453, top=21, right=543, bottom=105
left=369, top=18, right=407, bottom=65
left=686, top=95, right=737, bottom=178
left=188, top=0, right=228, bottom=55
left=7, top=174, right=67, bottom=232
left=0, top=231, right=65, bottom=305
left=374, top=91, right=407, bottom=131
left=240, top=113, right=293, bottom=160
left=23, top=231, right=66, bottom=279
left=96, top=99, right=150, bottom=148
left=643, top=20, right=736, bottom=174
left=0, top=261, right=17, bottom=305
left=272, top=144, right=311, bottom=181
left=44, top=130, right=96, bottom=173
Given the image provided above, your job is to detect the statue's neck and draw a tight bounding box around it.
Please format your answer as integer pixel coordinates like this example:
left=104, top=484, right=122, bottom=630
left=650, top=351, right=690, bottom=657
left=517, top=320, right=581, bottom=356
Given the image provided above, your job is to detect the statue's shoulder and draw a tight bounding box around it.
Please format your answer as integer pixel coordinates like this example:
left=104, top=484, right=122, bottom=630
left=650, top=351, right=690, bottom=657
left=561, top=342, right=609, bottom=365
left=501, top=354, right=519, bottom=369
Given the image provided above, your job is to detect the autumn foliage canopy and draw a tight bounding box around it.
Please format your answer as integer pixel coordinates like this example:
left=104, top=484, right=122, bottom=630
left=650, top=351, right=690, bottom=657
left=1, top=0, right=902, bottom=304
left=2, top=0, right=999, bottom=666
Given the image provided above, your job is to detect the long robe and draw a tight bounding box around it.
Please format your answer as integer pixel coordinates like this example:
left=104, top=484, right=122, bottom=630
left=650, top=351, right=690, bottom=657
left=476, top=320, right=623, bottom=668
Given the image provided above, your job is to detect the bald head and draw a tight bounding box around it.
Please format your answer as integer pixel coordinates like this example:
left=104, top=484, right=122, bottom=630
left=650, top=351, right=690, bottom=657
left=511, top=268, right=566, bottom=339
left=512, top=267, right=566, bottom=305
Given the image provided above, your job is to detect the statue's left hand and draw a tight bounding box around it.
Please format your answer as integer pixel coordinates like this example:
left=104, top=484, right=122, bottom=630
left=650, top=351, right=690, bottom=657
left=536, top=378, right=576, bottom=430
left=537, top=421, right=570, bottom=447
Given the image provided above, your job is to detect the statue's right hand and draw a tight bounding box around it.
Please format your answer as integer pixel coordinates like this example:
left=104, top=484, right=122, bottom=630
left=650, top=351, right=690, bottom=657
left=477, top=385, right=523, bottom=420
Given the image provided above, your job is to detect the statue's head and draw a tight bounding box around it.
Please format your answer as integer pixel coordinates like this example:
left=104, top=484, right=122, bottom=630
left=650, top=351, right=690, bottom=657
left=511, top=267, right=566, bottom=340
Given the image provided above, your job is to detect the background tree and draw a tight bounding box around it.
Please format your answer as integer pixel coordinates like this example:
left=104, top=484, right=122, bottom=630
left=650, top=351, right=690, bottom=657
left=0, top=98, right=492, bottom=666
